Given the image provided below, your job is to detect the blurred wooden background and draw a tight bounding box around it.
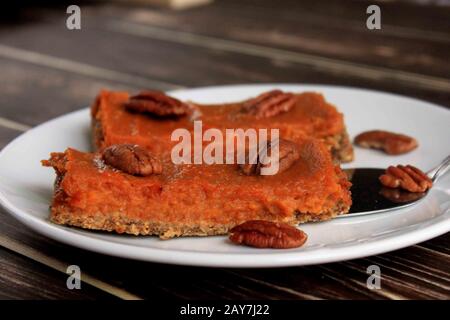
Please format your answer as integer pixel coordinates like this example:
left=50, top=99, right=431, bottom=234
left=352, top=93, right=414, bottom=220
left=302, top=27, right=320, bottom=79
left=0, top=0, right=449, bottom=299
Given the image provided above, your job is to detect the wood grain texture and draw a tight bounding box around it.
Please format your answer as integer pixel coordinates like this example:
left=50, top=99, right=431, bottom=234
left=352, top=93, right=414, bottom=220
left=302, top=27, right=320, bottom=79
left=95, top=0, right=450, bottom=78
left=109, top=0, right=213, bottom=10
left=0, top=57, right=149, bottom=126
left=0, top=0, right=449, bottom=300
left=0, top=246, right=114, bottom=300
left=0, top=127, right=21, bottom=147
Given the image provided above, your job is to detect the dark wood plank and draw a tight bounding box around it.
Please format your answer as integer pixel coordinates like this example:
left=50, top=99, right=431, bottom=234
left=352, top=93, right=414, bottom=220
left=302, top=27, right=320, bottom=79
left=0, top=127, right=21, bottom=148
left=0, top=3, right=448, bottom=120
left=323, top=258, right=448, bottom=299
left=419, top=235, right=450, bottom=255
left=15, top=1, right=450, bottom=79
left=0, top=245, right=115, bottom=300
left=90, top=0, right=450, bottom=79
left=0, top=57, right=168, bottom=126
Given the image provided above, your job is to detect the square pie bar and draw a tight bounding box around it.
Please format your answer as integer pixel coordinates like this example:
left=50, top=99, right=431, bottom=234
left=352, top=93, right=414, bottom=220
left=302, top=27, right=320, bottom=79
left=43, top=89, right=353, bottom=238
left=91, top=90, right=353, bottom=162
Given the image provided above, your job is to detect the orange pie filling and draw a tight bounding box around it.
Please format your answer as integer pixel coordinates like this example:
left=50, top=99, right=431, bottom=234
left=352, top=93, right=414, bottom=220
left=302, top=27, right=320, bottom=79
left=92, top=90, right=353, bottom=162
left=43, top=138, right=351, bottom=239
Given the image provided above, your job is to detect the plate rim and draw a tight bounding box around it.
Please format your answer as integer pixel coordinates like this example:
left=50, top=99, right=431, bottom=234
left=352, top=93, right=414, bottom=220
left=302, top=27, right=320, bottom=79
left=1, top=83, right=449, bottom=268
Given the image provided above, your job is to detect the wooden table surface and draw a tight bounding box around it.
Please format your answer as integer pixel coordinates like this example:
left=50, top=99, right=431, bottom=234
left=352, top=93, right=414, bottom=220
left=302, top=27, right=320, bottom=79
left=0, top=0, right=449, bottom=300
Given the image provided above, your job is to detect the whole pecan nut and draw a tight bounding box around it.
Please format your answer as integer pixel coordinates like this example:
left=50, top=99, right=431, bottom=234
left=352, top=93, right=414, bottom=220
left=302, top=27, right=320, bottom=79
left=354, top=130, right=418, bottom=155
left=240, top=138, right=300, bottom=175
left=379, top=165, right=432, bottom=193
left=242, top=90, right=296, bottom=118
left=102, top=144, right=162, bottom=176
left=229, top=220, right=308, bottom=249
left=125, top=90, right=190, bottom=117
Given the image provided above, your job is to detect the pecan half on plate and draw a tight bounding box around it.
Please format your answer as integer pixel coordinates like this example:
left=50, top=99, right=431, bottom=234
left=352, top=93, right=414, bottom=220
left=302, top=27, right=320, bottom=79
left=229, top=220, right=308, bottom=249
left=354, top=130, right=418, bottom=155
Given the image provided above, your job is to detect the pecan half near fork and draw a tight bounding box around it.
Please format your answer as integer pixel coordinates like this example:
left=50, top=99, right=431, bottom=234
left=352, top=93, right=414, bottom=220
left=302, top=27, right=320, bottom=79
left=125, top=90, right=190, bottom=117
left=242, top=90, right=296, bottom=118
left=229, top=220, right=308, bottom=249
left=102, top=144, right=162, bottom=176
left=354, top=130, right=418, bottom=155
left=240, top=138, right=300, bottom=175
left=379, top=165, right=432, bottom=193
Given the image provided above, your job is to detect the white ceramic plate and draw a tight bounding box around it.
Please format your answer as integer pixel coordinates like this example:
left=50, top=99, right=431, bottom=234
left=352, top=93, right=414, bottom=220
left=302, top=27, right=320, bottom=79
left=1, top=84, right=449, bottom=268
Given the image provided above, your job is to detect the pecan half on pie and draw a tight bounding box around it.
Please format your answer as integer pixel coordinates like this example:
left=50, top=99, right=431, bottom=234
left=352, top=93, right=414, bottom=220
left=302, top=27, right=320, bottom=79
left=43, top=90, right=353, bottom=239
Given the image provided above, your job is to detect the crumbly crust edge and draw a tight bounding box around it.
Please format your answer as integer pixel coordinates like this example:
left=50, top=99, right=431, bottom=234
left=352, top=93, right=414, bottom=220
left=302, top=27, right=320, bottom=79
left=50, top=200, right=349, bottom=239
